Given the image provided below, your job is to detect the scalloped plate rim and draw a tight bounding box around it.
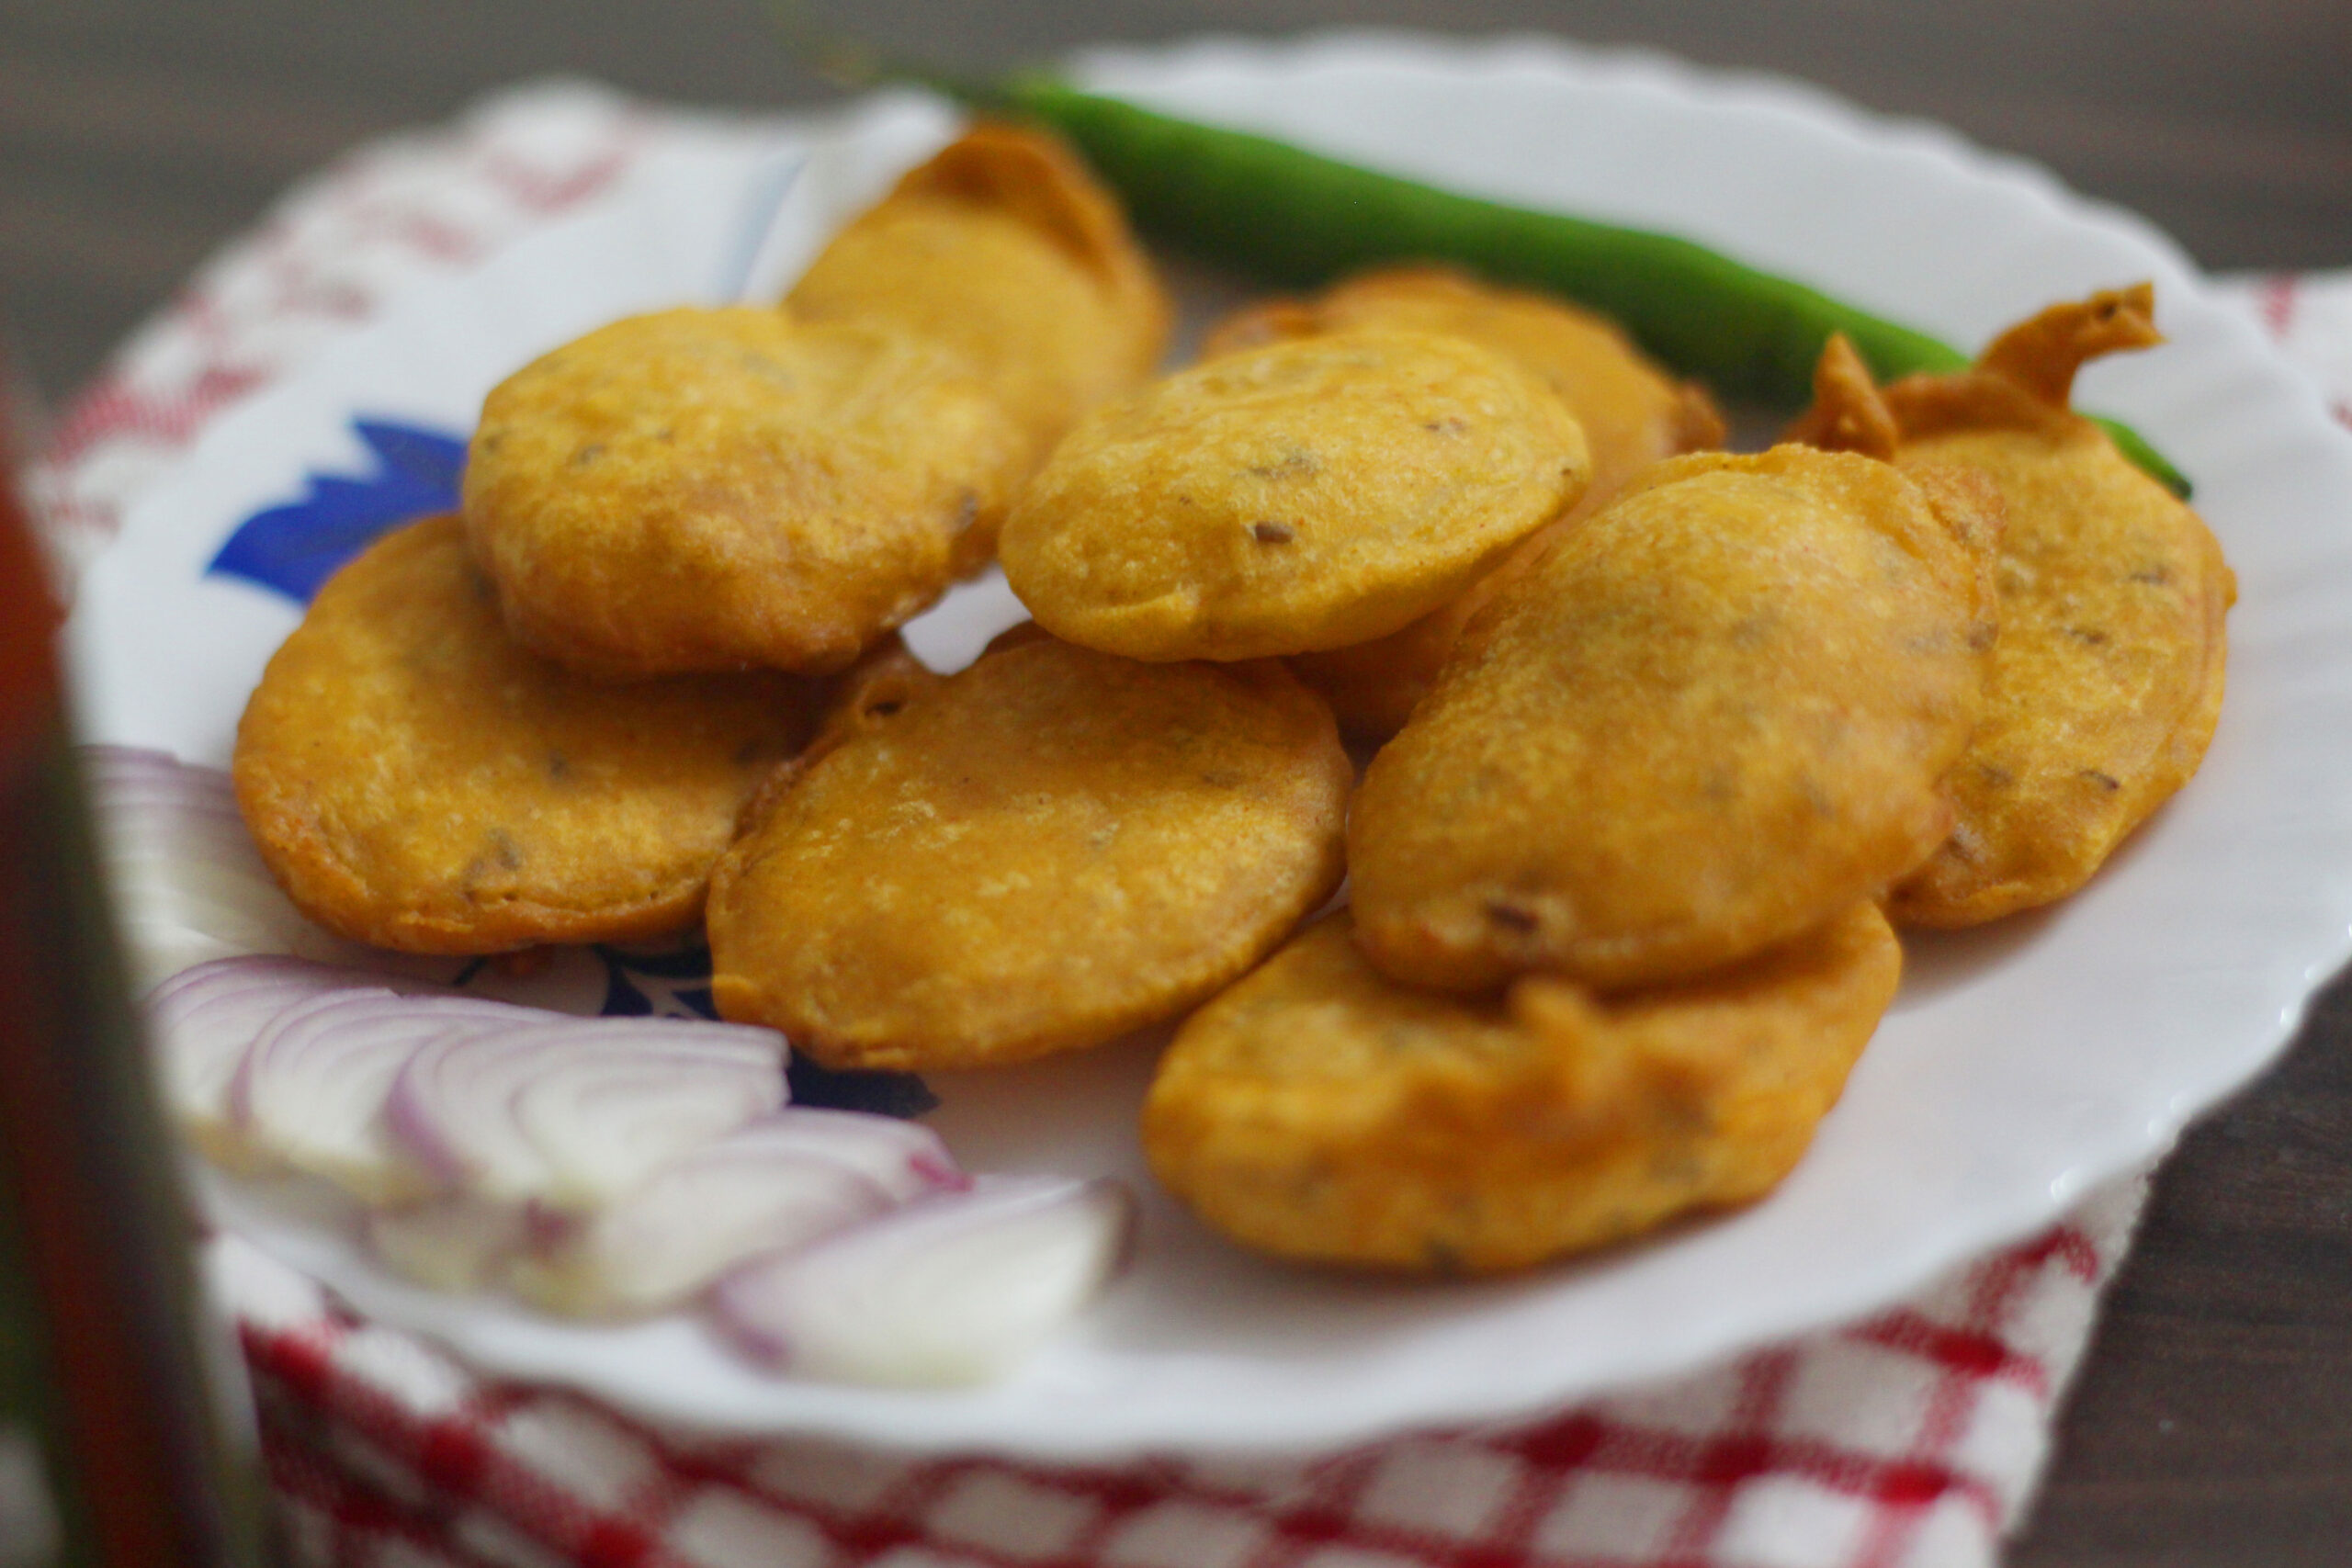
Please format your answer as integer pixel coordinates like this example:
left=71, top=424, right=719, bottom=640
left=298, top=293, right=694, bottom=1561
left=63, top=31, right=2352, bottom=1458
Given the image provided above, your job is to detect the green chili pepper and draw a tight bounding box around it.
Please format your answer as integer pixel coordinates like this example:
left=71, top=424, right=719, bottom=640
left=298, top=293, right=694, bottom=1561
left=781, top=16, right=2190, bottom=496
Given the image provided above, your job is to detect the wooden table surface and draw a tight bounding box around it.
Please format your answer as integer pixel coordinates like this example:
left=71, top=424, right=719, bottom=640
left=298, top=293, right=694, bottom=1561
left=6, top=3, right=2349, bottom=1562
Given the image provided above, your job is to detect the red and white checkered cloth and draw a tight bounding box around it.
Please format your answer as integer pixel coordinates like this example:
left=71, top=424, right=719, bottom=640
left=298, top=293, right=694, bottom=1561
left=34, top=79, right=2352, bottom=1568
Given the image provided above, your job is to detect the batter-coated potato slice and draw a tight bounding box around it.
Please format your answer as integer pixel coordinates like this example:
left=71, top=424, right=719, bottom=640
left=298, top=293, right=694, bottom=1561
left=1143, top=903, right=1899, bottom=1272
left=1351, top=446, right=2000, bottom=992
left=1205, top=266, right=1720, bottom=512
left=463, top=307, right=1028, bottom=677
left=1790, top=289, right=2235, bottom=925
left=729, top=633, right=942, bottom=840
left=707, top=637, right=1351, bottom=1070
left=234, top=515, right=820, bottom=953
left=1212, top=266, right=1725, bottom=738
left=786, top=122, right=1170, bottom=472
left=999, top=328, right=1590, bottom=661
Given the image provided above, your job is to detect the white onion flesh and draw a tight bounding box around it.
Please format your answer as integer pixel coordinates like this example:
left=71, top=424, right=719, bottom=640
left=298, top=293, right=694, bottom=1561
left=82, top=746, right=241, bottom=814
left=109, top=859, right=340, bottom=990
left=713, top=1104, right=968, bottom=1202
left=143, top=954, right=412, bottom=1162
left=510, top=1109, right=967, bottom=1319
left=104, top=773, right=1118, bottom=1382
left=368, top=1197, right=533, bottom=1292
left=81, top=745, right=368, bottom=988
left=232, top=990, right=543, bottom=1202
left=711, top=1176, right=1134, bottom=1387
left=387, top=1018, right=789, bottom=1208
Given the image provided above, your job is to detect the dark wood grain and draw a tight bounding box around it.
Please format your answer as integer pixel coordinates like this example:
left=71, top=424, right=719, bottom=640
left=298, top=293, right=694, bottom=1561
left=6, top=0, right=2350, bottom=398
left=3, top=4, right=2347, bottom=1562
left=2009, top=968, right=2352, bottom=1567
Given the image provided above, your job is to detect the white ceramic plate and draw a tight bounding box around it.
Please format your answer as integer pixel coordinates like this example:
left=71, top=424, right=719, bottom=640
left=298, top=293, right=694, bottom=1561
left=64, top=33, right=2352, bottom=1459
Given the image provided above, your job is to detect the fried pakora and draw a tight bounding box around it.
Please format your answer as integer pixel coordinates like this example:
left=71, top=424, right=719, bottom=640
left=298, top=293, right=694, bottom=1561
left=1143, top=902, right=1899, bottom=1272
left=462, top=307, right=1028, bottom=677
left=1351, top=446, right=1999, bottom=992
left=1204, top=266, right=1719, bottom=498
left=233, top=514, right=820, bottom=953
left=786, top=121, right=1170, bottom=472
left=1210, top=268, right=1724, bottom=737
left=1000, top=328, right=1589, bottom=661
left=1788, top=288, right=2234, bottom=924
left=707, top=636, right=1351, bottom=1070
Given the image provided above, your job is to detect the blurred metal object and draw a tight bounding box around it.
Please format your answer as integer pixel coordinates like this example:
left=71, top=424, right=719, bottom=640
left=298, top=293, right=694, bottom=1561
left=0, top=343, right=277, bottom=1564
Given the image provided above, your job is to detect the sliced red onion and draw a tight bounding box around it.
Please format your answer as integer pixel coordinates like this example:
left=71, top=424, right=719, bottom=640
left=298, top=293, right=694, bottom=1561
left=143, top=954, right=410, bottom=1164
left=711, top=1176, right=1134, bottom=1387
left=368, top=1197, right=532, bottom=1292
left=387, top=1018, right=788, bottom=1208
left=85, top=781, right=243, bottom=829
left=82, top=746, right=241, bottom=809
left=80, top=745, right=356, bottom=987
left=509, top=1108, right=967, bottom=1319
left=232, top=989, right=543, bottom=1202
left=108, top=856, right=334, bottom=988
left=717, top=1105, right=969, bottom=1201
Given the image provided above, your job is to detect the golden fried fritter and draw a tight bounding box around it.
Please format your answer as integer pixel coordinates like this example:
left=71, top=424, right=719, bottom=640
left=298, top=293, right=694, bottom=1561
left=728, top=633, right=943, bottom=840
left=1204, top=265, right=1720, bottom=509
left=233, top=515, right=820, bottom=953
left=786, top=121, right=1170, bottom=472
left=1351, top=446, right=2000, bottom=992
left=1216, top=267, right=1724, bottom=737
left=462, top=307, right=1028, bottom=677
left=707, top=637, right=1351, bottom=1070
left=1144, top=902, right=1899, bottom=1272
left=1789, top=288, right=2235, bottom=925
left=1000, top=328, right=1590, bottom=661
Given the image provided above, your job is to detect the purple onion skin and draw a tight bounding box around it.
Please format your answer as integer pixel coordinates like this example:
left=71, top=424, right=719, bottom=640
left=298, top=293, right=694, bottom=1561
left=223, top=990, right=505, bottom=1129
left=145, top=953, right=394, bottom=1012
left=141, top=936, right=1148, bottom=1378
left=505, top=1107, right=972, bottom=1318
left=146, top=957, right=423, bottom=1156
left=384, top=1019, right=787, bottom=1204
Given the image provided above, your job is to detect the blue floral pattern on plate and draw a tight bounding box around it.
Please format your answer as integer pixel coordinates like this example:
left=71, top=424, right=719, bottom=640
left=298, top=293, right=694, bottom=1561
left=208, top=418, right=468, bottom=602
